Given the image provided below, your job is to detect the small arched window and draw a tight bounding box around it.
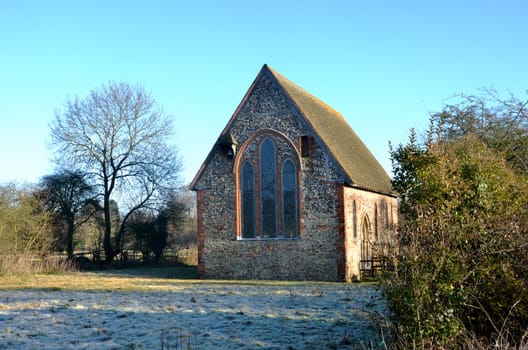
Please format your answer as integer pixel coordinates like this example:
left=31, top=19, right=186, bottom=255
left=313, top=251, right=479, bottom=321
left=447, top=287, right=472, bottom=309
left=241, top=161, right=256, bottom=238
left=374, top=203, right=379, bottom=240
left=352, top=200, right=357, bottom=239
left=282, top=159, right=298, bottom=238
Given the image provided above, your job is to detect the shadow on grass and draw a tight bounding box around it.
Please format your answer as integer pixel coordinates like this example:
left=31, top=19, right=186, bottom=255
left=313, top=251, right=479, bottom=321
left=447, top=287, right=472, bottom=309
left=91, top=265, right=198, bottom=279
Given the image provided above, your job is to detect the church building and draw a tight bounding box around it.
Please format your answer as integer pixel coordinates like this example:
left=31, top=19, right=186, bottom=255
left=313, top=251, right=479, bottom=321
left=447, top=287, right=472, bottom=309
left=190, top=65, right=398, bottom=282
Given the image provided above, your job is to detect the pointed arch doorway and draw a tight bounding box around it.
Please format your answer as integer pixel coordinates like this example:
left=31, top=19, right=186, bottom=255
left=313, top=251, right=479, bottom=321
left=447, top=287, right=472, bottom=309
left=360, top=215, right=372, bottom=274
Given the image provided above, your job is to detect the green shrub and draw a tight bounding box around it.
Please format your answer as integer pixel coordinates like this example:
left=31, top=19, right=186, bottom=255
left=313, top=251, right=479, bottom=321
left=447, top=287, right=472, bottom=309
left=386, top=134, right=528, bottom=348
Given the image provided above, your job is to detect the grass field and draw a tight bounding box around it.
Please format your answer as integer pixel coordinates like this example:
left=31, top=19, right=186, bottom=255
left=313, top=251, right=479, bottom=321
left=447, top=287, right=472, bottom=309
left=0, top=266, right=199, bottom=292
left=0, top=267, right=390, bottom=349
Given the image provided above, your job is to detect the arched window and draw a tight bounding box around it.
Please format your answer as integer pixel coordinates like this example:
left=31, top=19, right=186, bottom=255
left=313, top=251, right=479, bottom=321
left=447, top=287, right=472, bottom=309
left=352, top=200, right=357, bottom=239
left=361, top=215, right=372, bottom=269
left=260, top=138, right=277, bottom=238
left=241, top=161, right=255, bottom=238
left=282, top=159, right=298, bottom=238
left=374, top=203, right=379, bottom=240
left=237, top=133, right=300, bottom=239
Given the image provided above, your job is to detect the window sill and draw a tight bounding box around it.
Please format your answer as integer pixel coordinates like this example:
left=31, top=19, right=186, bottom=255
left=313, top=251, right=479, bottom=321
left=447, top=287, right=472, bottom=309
left=236, top=237, right=300, bottom=241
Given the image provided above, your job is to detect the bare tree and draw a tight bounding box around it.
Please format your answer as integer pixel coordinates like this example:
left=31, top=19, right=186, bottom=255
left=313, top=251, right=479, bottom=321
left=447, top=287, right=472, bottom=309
left=50, top=82, right=182, bottom=262
left=433, top=88, right=528, bottom=176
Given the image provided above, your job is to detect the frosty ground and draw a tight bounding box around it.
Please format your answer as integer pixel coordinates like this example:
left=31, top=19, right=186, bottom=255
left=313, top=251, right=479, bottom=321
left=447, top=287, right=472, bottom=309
left=0, top=273, right=389, bottom=349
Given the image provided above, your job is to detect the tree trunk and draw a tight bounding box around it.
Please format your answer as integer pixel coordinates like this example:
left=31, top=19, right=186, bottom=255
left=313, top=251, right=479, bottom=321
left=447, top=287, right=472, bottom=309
left=103, top=194, right=114, bottom=262
left=66, top=216, right=75, bottom=259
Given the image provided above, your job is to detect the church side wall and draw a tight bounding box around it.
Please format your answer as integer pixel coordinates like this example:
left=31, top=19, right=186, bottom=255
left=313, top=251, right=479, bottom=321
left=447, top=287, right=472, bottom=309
left=343, top=186, right=399, bottom=282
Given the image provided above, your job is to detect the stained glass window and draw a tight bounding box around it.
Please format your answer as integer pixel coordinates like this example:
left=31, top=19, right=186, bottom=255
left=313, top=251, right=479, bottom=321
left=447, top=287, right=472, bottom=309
left=238, top=134, right=300, bottom=240
left=260, top=138, right=277, bottom=238
left=241, top=161, right=255, bottom=238
left=282, top=159, right=298, bottom=238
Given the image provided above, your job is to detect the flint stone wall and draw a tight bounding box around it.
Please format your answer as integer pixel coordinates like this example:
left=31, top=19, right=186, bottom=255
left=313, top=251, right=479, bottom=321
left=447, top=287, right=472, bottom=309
left=194, top=70, right=396, bottom=281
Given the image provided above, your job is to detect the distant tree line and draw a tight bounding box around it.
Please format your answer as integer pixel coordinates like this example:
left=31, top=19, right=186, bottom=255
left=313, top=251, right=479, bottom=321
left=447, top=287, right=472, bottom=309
left=0, top=82, right=194, bottom=272
left=385, top=89, right=528, bottom=349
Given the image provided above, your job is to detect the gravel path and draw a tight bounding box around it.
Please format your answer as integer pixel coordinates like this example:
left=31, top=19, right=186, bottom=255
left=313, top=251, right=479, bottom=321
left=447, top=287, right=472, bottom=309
left=0, top=282, right=389, bottom=349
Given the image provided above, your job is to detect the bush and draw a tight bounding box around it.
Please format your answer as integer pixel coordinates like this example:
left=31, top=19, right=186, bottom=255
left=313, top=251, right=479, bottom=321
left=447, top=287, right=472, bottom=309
left=385, top=134, right=528, bottom=348
left=176, top=244, right=198, bottom=266
left=0, top=183, right=53, bottom=255
left=0, top=184, right=79, bottom=275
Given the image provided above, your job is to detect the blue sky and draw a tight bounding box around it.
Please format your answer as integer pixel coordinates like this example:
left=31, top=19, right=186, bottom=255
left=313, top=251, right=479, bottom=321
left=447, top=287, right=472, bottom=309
left=1, top=0, right=527, bottom=185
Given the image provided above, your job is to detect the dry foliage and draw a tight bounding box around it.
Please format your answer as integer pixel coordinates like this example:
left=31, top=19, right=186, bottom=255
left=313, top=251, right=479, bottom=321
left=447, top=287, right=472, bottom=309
left=0, top=253, right=75, bottom=276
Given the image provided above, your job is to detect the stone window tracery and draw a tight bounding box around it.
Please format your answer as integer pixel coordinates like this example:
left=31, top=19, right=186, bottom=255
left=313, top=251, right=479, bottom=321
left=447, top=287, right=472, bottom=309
left=237, top=131, right=300, bottom=239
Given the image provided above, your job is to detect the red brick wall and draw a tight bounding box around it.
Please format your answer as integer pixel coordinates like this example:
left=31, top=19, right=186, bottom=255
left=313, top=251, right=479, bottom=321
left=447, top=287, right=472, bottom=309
left=343, top=186, right=399, bottom=281
left=195, top=189, right=206, bottom=278
left=336, top=184, right=346, bottom=281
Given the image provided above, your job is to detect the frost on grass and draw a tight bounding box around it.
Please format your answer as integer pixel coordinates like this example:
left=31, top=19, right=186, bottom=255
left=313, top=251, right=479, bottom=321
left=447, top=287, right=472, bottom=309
left=0, top=283, right=388, bottom=349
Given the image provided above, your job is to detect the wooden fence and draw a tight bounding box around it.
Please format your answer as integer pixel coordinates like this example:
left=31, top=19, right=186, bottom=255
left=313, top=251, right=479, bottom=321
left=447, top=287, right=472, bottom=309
left=72, top=248, right=187, bottom=265
left=360, top=256, right=395, bottom=278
